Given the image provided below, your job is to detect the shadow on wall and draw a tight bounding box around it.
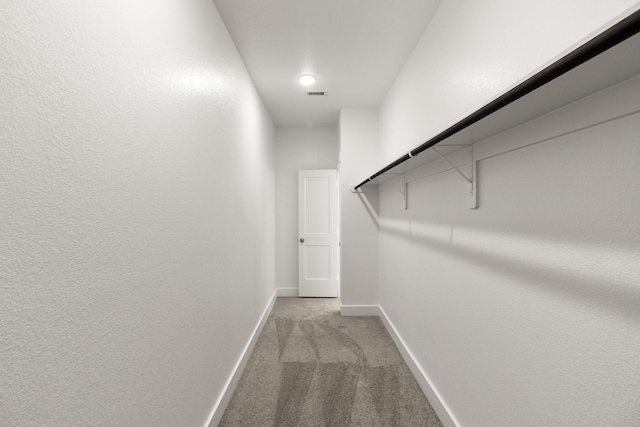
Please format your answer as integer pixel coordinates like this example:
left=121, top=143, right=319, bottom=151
left=379, top=218, right=640, bottom=324
left=356, top=186, right=380, bottom=229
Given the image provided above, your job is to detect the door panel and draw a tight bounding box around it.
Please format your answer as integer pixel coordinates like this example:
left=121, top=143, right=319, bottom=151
left=305, top=246, right=330, bottom=279
left=298, top=170, right=338, bottom=297
left=303, top=176, right=330, bottom=234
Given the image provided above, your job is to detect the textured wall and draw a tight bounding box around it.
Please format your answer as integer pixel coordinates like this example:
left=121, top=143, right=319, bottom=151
left=274, top=127, right=338, bottom=290
left=375, top=1, right=640, bottom=426
left=338, top=109, right=379, bottom=307
left=379, top=0, right=640, bottom=165
left=0, top=1, right=275, bottom=426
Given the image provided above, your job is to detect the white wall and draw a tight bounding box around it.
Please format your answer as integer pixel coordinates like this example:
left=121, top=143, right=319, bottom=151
left=0, top=1, right=275, bottom=426
left=338, top=109, right=379, bottom=308
left=375, top=1, right=640, bottom=426
left=379, top=0, right=640, bottom=165
left=274, top=127, right=338, bottom=290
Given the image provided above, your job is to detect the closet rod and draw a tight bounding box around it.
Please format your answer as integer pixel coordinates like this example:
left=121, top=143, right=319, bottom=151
left=354, top=8, right=640, bottom=190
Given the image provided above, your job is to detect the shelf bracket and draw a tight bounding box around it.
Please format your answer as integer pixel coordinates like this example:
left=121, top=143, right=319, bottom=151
left=432, top=147, right=477, bottom=209
left=432, top=147, right=471, bottom=184
left=470, top=147, right=477, bottom=209
left=391, top=175, right=408, bottom=210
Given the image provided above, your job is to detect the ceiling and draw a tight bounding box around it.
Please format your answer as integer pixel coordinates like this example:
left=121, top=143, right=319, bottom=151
left=212, top=0, right=443, bottom=127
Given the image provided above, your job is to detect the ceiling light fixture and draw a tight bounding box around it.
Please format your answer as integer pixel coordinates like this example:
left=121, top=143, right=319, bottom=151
left=298, top=74, right=317, bottom=86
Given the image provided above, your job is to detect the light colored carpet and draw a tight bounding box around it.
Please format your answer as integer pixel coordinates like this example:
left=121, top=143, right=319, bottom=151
left=219, top=297, right=443, bottom=426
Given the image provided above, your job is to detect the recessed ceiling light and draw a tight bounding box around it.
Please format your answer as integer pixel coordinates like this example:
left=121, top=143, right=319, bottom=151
left=298, top=74, right=317, bottom=86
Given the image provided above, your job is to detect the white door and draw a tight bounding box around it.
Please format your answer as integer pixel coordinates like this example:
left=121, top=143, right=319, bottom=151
left=298, top=169, right=338, bottom=297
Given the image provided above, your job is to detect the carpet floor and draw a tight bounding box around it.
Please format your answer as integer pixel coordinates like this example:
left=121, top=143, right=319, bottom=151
left=219, top=297, right=443, bottom=426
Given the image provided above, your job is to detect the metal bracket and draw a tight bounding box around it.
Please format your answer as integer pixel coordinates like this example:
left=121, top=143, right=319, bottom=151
left=432, top=147, right=471, bottom=183
left=391, top=175, right=408, bottom=210
left=432, top=147, right=477, bottom=209
left=470, top=148, right=478, bottom=209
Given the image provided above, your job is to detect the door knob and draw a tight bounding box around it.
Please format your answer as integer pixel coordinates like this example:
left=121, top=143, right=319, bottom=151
left=300, top=238, right=304, bottom=243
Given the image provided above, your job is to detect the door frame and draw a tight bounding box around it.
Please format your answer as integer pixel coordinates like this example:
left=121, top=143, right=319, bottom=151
left=298, top=169, right=339, bottom=297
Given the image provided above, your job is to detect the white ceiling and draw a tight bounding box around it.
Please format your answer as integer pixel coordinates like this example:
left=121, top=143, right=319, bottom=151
left=212, top=0, right=443, bottom=127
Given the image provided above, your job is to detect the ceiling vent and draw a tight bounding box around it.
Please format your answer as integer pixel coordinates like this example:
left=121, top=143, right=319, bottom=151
left=305, top=91, right=327, bottom=96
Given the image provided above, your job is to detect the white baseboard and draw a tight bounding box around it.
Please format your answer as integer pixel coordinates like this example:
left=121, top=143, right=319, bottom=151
left=378, top=306, right=459, bottom=427
left=340, top=304, right=381, bottom=316
left=275, top=287, right=298, bottom=297
left=204, top=287, right=284, bottom=427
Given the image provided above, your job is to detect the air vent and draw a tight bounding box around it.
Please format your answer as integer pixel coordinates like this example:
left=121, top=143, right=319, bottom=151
left=305, top=91, right=327, bottom=96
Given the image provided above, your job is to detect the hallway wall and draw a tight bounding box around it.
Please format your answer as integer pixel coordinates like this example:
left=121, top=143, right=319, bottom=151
left=274, top=126, right=339, bottom=290
left=374, top=1, right=640, bottom=426
left=339, top=109, right=380, bottom=308
left=0, top=1, right=275, bottom=426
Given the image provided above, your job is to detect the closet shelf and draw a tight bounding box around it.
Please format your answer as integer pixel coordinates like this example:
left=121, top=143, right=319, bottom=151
left=354, top=9, right=640, bottom=190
